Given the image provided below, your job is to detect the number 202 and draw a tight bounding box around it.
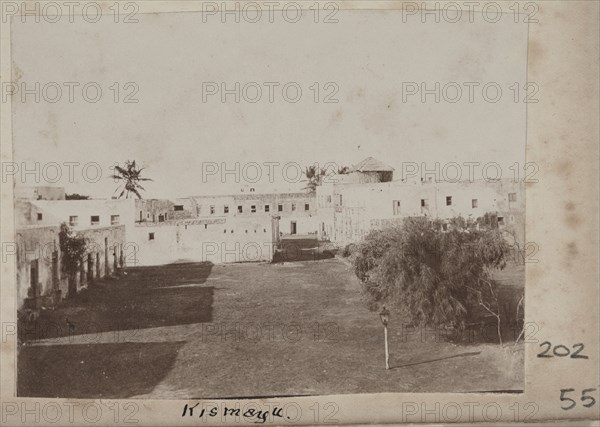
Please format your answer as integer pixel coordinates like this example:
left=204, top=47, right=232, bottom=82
left=537, top=342, right=588, bottom=359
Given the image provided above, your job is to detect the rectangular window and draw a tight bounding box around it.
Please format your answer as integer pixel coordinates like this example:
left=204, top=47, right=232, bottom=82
left=305, top=203, right=310, bottom=211
left=326, top=195, right=332, bottom=203
left=291, top=203, right=296, bottom=211
left=111, top=215, right=120, bottom=225
left=265, top=205, right=270, bottom=212
left=393, top=200, right=401, bottom=215
left=174, top=205, right=184, bottom=211
left=446, top=196, right=452, bottom=206
left=90, top=215, right=100, bottom=225
left=508, top=192, right=517, bottom=202
left=224, top=205, right=229, bottom=214
left=238, top=205, right=243, bottom=214
left=498, top=216, right=505, bottom=225
left=148, top=232, right=155, bottom=240
left=210, top=205, right=215, bottom=215
left=37, top=213, right=43, bottom=221
left=278, top=204, right=283, bottom=212
left=251, top=205, right=256, bottom=213
left=69, top=215, right=78, bottom=226
left=339, top=195, right=343, bottom=205
left=472, top=199, right=478, bottom=208
left=420, top=199, right=427, bottom=207
left=164, top=213, right=168, bottom=220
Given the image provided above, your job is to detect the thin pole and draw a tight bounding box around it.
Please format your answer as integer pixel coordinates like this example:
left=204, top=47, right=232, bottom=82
left=384, top=325, right=389, bottom=369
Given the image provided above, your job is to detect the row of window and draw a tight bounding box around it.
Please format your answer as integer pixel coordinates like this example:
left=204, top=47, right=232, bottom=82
left=443, top=192, right=517, bottom=206
left=148, top=227, right=269, bottom=240
left=193, top=203, right=310, bottom=215
left=68, top=215, right=120, bottom=226
left=48, top=193, right=517, bottom=226
left=335, top=192, right=517, bottom=208
left=138, top=211, right=171, bottom=222
left=392, top=192, right=517, bottom=215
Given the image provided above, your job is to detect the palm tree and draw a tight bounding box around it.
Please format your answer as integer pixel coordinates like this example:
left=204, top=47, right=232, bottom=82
left=302, top=165, right=327, bottom=192
left=110, top=160, right=152, bottom=199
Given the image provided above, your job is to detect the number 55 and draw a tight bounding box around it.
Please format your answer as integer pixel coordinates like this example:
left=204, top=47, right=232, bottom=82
left=560, top=388, right=598, bottom=410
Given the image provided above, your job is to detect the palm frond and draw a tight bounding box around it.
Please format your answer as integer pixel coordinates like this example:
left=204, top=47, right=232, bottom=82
left=131, top=188, right=143, bottom=199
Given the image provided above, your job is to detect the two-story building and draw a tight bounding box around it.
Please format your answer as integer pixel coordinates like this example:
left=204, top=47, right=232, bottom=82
left=316, top=157, right=525, bottom=246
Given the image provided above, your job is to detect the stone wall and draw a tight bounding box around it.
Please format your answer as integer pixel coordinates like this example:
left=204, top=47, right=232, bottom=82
left=15, top=225, right=60, bottom=310
left=14, top=224, right=126, bottom=310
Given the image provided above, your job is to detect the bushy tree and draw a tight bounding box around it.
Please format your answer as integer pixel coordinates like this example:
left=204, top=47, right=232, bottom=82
left=352, top=216, right=511, bottom=342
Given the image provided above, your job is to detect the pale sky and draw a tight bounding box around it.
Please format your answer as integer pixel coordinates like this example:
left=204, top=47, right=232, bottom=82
left=11, top=9, right=528, bottom=198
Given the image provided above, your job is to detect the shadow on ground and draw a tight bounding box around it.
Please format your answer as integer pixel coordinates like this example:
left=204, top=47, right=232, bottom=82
left=18, top=341, right=186, bottom=398
left=19, top=262, right=214, bottom=341
left=273, top=238, right=335, bottom=263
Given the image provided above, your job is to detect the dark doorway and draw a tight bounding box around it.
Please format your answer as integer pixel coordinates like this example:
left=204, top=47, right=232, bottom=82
left=79, top=259, right=85, bottom=288
left=113, top=246, right=118, bottom=271
left=87, top=253, right=94, bottom=283
left=290, top=221, right=297, bottom=235
left=30, top=260, right=39, bottom=299
left=51, top=251, right=59, bottom=290
left=51, top=250, right=60, bottom=305
left=104, top=237, right=109, bottom=276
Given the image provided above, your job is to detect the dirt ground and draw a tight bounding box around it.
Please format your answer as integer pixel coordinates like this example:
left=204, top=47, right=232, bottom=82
left=18, top=240, right=524, bottom=399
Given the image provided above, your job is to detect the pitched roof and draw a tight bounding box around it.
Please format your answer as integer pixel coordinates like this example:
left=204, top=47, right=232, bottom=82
left=351, top=157, right=395, bottom=172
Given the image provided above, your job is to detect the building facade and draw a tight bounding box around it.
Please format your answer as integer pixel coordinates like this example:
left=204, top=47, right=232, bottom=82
left=14, top=197, right=132, bottom=310
left=190, top=191, right=318, bottom=236
left=316, top=157, right=525, bottom=247
left=14, top=185, right=66, bottom=201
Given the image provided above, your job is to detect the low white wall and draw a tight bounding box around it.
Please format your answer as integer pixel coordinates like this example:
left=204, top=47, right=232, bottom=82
left=130, top=217, right=275, bottom=266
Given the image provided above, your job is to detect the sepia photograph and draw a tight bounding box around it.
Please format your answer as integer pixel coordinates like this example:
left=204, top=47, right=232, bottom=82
left=1, top=1, right=598, bottom=425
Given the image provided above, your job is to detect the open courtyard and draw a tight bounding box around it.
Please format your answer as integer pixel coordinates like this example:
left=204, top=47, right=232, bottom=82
left=18, top=239, right=524, bottom=399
